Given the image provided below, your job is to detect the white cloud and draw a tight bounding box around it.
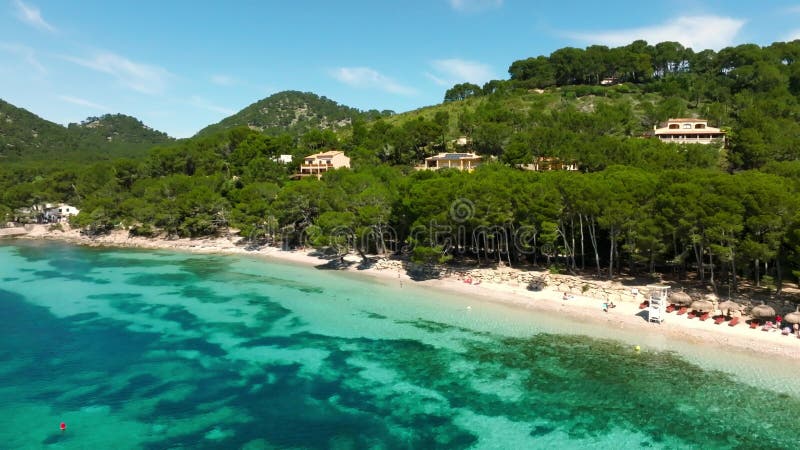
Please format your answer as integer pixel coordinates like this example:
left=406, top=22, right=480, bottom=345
left=787, top=29, right=800, bottom=41
left=210, top=74, right=237, bottom=86
left=568, top=16, right=746, bottom=50
left=62, top=51, right=171, bottom=95
left=58, top=95, right=109, bottom=111
left=189, top=96, right=236, bottom=116
left=424, top=72, right=450, bottom=87
left=12, top=0, right=55, bottom=32
left=330, top=67, right=417, bottom=96
left=448, top=0, right=503, bottom=12
left=428, top=58, right=497, bottom=86
left=0, top=42, right=45, bottom=73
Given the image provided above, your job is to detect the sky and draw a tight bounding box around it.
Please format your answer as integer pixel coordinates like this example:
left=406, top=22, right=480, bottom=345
left=2, top=0, right=800, bottom=138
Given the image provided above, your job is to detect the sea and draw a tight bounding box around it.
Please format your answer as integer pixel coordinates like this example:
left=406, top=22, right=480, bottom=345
left=1, top=240, right=799, bottom=449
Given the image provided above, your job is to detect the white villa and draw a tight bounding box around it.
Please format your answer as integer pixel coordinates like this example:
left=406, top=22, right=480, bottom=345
left=419, top=153, right=482, bottom=172
left=653, top=118, right=726, bottom=145
left=297, top=151, right=350, bottom=179
left=519, top=157, right=579, bottom=172
left=275, top=154, right=293, bottom=164
left=43, top=204, right=80, bottom=223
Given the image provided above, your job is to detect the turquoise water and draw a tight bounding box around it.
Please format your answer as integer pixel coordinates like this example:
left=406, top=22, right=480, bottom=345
left=1, top=241, right=799, bottom=449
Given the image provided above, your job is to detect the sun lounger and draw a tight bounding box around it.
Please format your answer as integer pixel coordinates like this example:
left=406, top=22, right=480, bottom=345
left=687, top=311, right=697, bottom=319
left=714, top=316, right=725, bottom=324
left=728, top=317, right=739, bottom=327
left=699, top=312, right=710, bottom=321
left=782, top=327, right=791, bottom=335
left=666, top=304, right=675, bottom=313
left=639, top=300, right=649, bottom=309
left=677, top=306, right=688, bottom=315
left=749, top=320, right=759, bottom=329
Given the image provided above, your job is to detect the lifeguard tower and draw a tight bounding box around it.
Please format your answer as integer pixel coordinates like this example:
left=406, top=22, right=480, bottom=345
left=646, top=284, right=670, bottom=323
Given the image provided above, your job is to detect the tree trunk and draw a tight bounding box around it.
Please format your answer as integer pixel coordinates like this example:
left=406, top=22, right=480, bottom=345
left=627, top=233, right=635, bottom=275
left=755, top=257, right=762, bottom=287
left=694, top=241, right=705, bottom=281
left=709, top=251, right=716, bottom=294
left=776, top=249, right=783, bottom=295
left=570, top=216, right=576, bottom=271
left=608, top=227, right=616, bottom=279
left=579, top=214, right=586, bottom=270
left=649, top=248, right=656, bottom=274
left=587, top=217, right=601, bottom=277
left=729, top=247, right=737, bottom=292
left=557, top=221, right=573, bottom=272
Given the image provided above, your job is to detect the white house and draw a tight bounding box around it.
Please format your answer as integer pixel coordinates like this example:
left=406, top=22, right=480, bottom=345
left=44, top=204, right=80, bottom=223
left=419, top=153, right=482, bottom=172
left=275, top=154, right=293, bottom=164
left=653, top=118, right=726, bottom=145
left=297, top=151, right=350, bottom=179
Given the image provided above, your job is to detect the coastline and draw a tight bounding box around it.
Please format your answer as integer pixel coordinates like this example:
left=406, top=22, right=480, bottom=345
left=9, top=224, right=800, bottom=362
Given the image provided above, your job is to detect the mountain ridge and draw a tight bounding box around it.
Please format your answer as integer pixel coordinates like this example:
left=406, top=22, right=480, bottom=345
left=0, top=99, right=174, bottom=160
left=194, top=90, right=383, bottom=137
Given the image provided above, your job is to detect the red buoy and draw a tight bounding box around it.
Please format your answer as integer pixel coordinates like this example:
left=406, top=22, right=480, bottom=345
left=60, top=422, right=66, bottom=432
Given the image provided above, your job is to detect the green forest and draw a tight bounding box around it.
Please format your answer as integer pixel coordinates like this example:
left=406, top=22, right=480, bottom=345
left=0, top=103, right=174, bottom=161
left=2, top=40, right=800, bottom=294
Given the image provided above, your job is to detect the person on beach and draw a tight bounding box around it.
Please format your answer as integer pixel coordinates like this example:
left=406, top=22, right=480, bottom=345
left=608, top=301, right=616, bottom=309
left=563, top=292, right=569, bottom=301
left=776, top=314, right=782, bottom=329
left=794, top=323, right=799, bottom=336
left=602, top=302, right=608, bottom=312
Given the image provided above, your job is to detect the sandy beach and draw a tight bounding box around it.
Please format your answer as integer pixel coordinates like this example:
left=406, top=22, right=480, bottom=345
left=10, top=224, right=800, bottom=361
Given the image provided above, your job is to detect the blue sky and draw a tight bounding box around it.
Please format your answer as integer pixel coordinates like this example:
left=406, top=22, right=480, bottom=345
left=2, top=0, right=800, bottom=138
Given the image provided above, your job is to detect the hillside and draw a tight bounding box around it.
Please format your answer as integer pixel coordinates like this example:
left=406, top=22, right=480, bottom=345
left=0, top=99, right=70, bottom=157
left=0, top=100, right=174, bottom=161
left=66, top=114, right=174, bottom=155
left=195, top=90, right=368, bottom=137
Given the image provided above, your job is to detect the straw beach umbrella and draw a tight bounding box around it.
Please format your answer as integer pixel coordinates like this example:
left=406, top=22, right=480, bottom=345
left=750, top=303, right=776, bottom=320
left=690, top=299, right=714, bottom=312
left=783, top=306, right=800, bottom=325
left=669, top=291, right=692, bottom=306
left=717, top=300, right=741, bottom=317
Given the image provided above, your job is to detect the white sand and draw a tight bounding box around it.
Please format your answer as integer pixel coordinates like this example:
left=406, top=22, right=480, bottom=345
left=13, top=224, right=800, bottom=360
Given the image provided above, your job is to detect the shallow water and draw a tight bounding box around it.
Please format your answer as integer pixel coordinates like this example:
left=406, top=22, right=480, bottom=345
left=1, top=241, right=799, bottom=449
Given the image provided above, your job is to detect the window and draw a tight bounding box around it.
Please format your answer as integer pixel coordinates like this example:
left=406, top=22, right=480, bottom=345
left=695, top=124, right=705, bottom=129
left=682, top=124, right=692, bottom=129
left=669, top=124, right=680, bottom=129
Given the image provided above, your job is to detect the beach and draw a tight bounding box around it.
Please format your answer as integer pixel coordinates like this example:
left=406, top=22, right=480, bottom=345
left=13, top=224, right=800, bottom=361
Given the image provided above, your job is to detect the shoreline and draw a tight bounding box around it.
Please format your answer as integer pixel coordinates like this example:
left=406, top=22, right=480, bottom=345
left=9, top=224, right=800, bottom=362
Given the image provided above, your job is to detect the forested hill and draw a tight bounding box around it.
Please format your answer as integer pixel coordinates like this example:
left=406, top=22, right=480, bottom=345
left=378, top=40, right=800, bottom=171
left=0, top=101, right=174, bottom=161
left=0, top=99, right=69, bottom=157
left=195, top=90, right=389, bottom=137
